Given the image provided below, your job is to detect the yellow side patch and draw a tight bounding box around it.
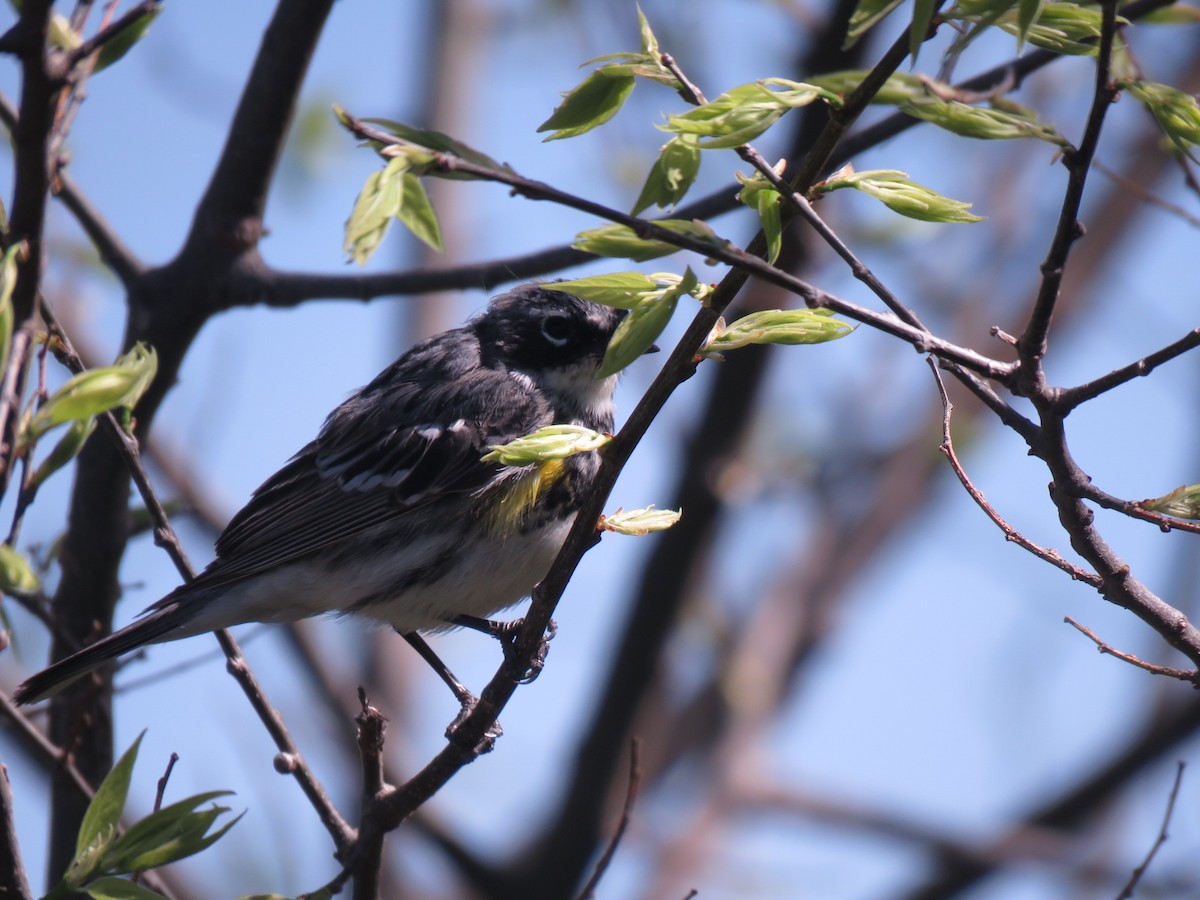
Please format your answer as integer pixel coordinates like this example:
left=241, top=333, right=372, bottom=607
left=483, top=459, right=567, bottom=536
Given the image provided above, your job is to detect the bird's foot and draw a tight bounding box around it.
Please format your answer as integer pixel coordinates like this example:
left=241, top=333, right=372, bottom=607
left=453, top=614, right=558, bottom=684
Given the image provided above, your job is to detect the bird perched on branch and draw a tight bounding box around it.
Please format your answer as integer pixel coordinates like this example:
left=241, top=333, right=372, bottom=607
left=15, top=284, right=625, bottom=706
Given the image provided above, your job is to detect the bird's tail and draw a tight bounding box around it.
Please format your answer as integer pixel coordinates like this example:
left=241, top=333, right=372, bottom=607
left=13, top=601, right=198, bottom=705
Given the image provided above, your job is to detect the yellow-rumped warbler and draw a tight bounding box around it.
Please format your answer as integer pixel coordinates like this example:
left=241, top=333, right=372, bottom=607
left=15, top=284, right=625, bottom=705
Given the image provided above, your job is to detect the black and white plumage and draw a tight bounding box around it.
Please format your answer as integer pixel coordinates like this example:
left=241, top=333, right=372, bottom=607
left=15, top=285, right=624, bottom=704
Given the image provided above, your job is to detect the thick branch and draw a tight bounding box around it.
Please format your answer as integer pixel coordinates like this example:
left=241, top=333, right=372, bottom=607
left=180, top=0, right=337, bottom=270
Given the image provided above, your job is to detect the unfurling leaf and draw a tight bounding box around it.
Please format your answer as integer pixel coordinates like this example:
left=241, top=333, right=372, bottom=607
left=702, top=308, right=856, bottom=354
left=29, top=417, right=98, bottom=492
left=1016, top=0, right=1045, bottom=50
left=807, top=70, right=925, bottom=105
left=48, top=13, right=82, bottom=51
left=538, top=68, right=637, bottom=141
left=1143, top=483, right=1200, bottom=519
left=1125, top=80, right=1200, bottom=161
left=553, top=270, right=714, bottom=315
left=94, top=6, right=161, bottom=72
left=901, top=95, right=1068, bottom=145
left=636, top=2, right=660, bottom=56
left=76, top=733, right=145, bottom=868
left=50, top=731, right=242, bottom=897
left=817, top=168, right=984, bottom=223
left=597, top=278, right=685, bottom=379
left=573, top=218, right=725, bottom=262
left=845, top=0, right=905, bottom=47
left=396, top=172, right=443, bottom=252
left=0, top=544, right=38, bottom=594
left=661, top=79, right=840, bottom=149
left=632, top=136, right=701, bottom=215
left=736, top=166, right=787, bottom=264
left=343, top=156, right=406, bottom=265
left=358, top=117, right=504, bottom=171
left=550, top=272, right=664, bottom=309
left=599, top=505, right=682, bottom=535
left=483, top=425, right=611, bottom=466
left=0, top=241, right=24, bottom=376
left=27, top=343, right=157, bottom=443
left=100, top=792, right=241, bottom=872
left=910, top=0, right=939, bottom=60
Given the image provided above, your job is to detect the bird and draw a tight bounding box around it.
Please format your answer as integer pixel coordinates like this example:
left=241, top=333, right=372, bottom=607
left=14, top=284, right=626, bottom=706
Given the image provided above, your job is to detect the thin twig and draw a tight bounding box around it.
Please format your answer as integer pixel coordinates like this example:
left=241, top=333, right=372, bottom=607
left=1059, top=326, right=1200, bottom=411
left=131, top=750, right=179, bottom=885
left=1076, top=482, right=1200, bottom=536
left=1115, top=761, right=1186, bottom=900
left=0, top=763, right=33, bottom=900
left=1064, top=617, right=1196, bottom=681
left=350, top=689, right=387, bottom=900
left=339, top=111, right=1014, bottom=383
left=152, top=752, right=178, bottom=813
left=577, top=740, right=641, bottom=900
left=39, top=299, right=356, bottom=857
left=64, top=0, right=160, bottom=68
left=0, top=691, right=94, bottom=799
left=929, top=359, right=1101, bottom=585
left=1016, top=0, right=1121, bottom=380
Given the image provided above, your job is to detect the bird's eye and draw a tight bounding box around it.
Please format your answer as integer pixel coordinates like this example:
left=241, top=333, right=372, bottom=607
left=540, top=313, right=573, bottom=346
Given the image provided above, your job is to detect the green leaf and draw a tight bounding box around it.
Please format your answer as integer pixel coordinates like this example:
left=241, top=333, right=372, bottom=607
left=395, top=172, right=443, bottom=252
left=549, top=272, right=662, bottom=308
left=636, top=3, right=659, bottom=56
left=736, top=170, right=785, bottom=264
left=631, top=136, right=701, bottom=215
left=845, top=0, right=905, bottom=47
left=48, top=13, right=82, bottom=51
left=29, top=417, right=97, bottom=492
left=1125, top=80, right=1200, bottom=160
left=538, top=68, right=637, bottom=141
left=94, top=7, right=161, bottom=73
left=901, top=95, right=1068, bottom=144
left=600, top=505, right=681, bottom=535
left=358, top=118, right=504, bottom=172
left=0, top=543, right=39, bottom=594
left=343, top=156, right=406, bottom=265
left=77, top=732, right=144, bottom=863
left=83, top=876, right=169, bottom=900
left=807, top=70, right=926, bottom=105
left=1143, top=483, right=1200, bottom=519
left=1016, top=0, right=1045, bottom=50
left=910, top=0, right=939, bottom=60
left=0, top=241, right=23, bottom=377
left=103, top=793, right=241, bottom=872
left=702, top=308, right=856, bottom=353
left=819, top=168, right=984, bottom=223
left=1008, top=2, right=1118, bottom=54
left=945, top=0, right=1122, bottom=55
left=756, top=188, right=783, bottom=264
left=661, top=80, right=837, bottom=149
left=573, top=219, right=725, bottom=262
left=552, top=270, right=713, bottom=311
left=942, top=0, right=1022, bottom=57
left=482, top=425, right=612, bottom=466
left=27, top=343, right=158, bottom=441
left=597, top=280, right=685, bottom=378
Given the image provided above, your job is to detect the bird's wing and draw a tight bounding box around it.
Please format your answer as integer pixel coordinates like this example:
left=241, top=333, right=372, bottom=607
left=177, top=363, right=546, bottom=595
